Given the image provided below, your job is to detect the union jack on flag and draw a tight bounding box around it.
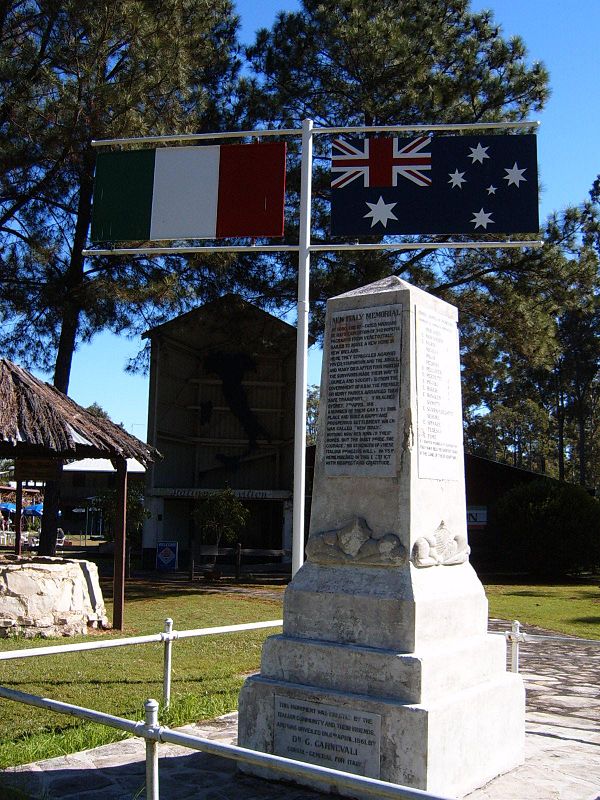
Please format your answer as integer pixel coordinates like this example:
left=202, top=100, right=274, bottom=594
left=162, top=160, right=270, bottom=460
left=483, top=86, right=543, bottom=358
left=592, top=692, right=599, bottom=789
left=331, top=136, right=432, bottom=189
left=330, top=133, right=539, bottom=236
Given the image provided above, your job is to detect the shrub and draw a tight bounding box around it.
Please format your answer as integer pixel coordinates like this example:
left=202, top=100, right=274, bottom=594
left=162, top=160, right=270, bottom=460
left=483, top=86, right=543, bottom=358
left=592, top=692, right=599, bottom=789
left=192, top=487, right=249, bottom=546
left=487, top=479, right=600, bottom=576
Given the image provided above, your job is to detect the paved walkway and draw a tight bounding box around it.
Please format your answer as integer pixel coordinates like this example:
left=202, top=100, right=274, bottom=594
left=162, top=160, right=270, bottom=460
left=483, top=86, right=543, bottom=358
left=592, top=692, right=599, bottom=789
left=2, top=621, right=599, bottom=800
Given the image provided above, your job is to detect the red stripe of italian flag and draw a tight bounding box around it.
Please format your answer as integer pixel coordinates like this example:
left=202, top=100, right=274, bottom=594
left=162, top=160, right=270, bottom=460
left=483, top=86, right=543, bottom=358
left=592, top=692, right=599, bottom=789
left=91, top=142, right=286, bottom=242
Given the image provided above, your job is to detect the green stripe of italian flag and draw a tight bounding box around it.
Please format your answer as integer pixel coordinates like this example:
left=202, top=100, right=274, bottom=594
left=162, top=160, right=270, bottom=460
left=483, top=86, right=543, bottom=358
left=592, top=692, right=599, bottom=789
left=91, top=142, right=286, bottom=242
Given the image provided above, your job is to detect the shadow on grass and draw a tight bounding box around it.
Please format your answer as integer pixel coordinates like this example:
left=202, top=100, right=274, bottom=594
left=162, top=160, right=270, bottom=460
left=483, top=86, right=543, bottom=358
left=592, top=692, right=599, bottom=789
left=568, top=616, right=600, bottom=625
left=480, top=572, right=600, bottom=586
left=492, top=589, right=600, bottom=602
left=100, top=576, right=287, bottom=604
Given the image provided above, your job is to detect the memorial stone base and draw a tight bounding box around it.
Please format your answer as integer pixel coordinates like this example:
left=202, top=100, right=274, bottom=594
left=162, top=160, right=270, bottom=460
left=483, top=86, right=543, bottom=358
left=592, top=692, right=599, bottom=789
left=238, top=562, right=524, bottom=798
left=238, top=277, right=525, bottom=797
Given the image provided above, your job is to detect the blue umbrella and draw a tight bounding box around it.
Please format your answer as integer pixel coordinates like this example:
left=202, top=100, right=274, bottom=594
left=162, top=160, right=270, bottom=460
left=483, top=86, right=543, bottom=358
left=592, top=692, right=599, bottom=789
left=0, top=502, right=16, bottom=512
left=23, top=503, right=43, bottom=517
left=22, top=504, right=61, bottom=517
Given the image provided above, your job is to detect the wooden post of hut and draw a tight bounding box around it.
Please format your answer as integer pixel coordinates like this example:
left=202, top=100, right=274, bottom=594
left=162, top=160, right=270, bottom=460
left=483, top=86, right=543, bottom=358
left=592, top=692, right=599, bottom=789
left=14, top=480, right=22, bottom=556
left=113, top=457, right=128, bottom=630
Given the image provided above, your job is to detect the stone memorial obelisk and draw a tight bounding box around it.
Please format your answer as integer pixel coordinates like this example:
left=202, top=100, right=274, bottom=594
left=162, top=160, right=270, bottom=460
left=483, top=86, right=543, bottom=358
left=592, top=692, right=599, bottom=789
left=238, top=276, right=524, bottom=797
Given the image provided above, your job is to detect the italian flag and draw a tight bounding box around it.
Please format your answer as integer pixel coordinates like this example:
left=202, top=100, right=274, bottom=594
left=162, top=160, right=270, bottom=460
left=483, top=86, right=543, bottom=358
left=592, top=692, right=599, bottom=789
left=91, top=142, right=286, bottom=242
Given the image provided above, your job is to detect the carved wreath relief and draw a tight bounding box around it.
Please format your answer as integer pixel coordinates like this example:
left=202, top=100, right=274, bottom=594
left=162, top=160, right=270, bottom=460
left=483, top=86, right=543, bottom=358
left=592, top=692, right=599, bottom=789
left=306, top=517, right=407, bottom=567
left=411, top=521, right=470, bottom=568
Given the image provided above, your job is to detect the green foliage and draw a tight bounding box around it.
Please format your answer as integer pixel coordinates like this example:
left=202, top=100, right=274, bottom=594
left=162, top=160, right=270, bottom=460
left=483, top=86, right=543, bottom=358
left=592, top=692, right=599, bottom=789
left=0, top=0, right=242, bottom=387
left=2, top=0, right=599, bottom=513
left=95, top=483, right=150, bottom=548
left=487, top=479, right=600, bottom=576
left=306, top=384, right=320, bottom=445
left=192, top=487, right=250, bottom=545
left=85, top=403, right=111, bottom=420
left=462, top=186, right=600, bottom=489
left=246, top=0, right=549, bottom=128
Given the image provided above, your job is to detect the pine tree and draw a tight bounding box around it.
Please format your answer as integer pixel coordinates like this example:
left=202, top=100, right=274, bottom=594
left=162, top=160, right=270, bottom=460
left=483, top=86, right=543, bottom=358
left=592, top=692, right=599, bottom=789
left=0, top=0, right=242, bottom=553
left=241, top=0, right=550, bottom=333
left=0, top=0, right=241, bottom=391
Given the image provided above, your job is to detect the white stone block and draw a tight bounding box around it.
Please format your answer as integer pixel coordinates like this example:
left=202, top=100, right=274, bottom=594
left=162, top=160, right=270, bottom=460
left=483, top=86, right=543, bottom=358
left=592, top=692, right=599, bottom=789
left=239, top=672, right=524, bottom=798
left=260, top=632, right=508, bottom=705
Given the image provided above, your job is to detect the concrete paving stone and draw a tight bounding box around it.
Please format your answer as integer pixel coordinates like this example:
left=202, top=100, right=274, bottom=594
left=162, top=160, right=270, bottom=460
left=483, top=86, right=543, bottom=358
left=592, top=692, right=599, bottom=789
left=44, top=771, right=116, bottom=794
left=549, top=695, right=600, bottom=708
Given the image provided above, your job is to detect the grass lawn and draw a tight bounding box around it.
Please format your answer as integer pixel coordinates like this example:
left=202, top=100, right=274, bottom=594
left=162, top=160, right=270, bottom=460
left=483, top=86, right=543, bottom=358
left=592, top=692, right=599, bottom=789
left=0, top=578, right=284, bottom=769
left=0, top=573, right=598, bottom=771
left=484, top=576, right=600, bottom=639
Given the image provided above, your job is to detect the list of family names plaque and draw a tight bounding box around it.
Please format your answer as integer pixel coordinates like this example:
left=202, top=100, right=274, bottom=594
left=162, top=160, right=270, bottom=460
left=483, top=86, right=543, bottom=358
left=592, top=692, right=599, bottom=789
left=273, top=696, right=381, bottom=778
left=325, top=304, right=402, bottom=477
left=416, top=307, right=462, bottom=480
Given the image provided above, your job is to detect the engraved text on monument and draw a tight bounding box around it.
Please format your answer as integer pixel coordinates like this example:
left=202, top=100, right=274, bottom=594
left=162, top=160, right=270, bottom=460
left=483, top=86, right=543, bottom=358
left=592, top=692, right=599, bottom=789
left=325, top=304, right=402, bottom=477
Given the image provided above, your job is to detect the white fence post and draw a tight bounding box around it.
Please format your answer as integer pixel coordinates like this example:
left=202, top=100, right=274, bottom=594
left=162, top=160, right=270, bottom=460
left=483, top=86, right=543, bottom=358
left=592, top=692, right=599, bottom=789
left=163, top=618, right=173, bottom=709
left=145, top=699, right=160, bottom=800
left=510, top=620, right=521, bottom=673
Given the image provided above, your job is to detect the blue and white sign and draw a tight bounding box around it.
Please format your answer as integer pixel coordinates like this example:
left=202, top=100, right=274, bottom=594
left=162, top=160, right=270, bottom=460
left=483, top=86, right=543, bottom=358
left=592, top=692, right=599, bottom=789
left=467, top=506, right=487, bottom=529
left=156, top=540, right=179, bottom=571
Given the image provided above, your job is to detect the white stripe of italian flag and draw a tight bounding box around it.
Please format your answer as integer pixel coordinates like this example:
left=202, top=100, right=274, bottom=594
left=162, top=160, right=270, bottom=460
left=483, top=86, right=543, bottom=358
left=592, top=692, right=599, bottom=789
left=91, top=142, right=286, bottom=242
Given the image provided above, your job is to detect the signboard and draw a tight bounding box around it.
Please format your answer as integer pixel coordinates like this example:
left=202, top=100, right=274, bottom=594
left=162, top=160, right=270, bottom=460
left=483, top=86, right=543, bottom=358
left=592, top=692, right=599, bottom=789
left=467, top=506, right=487, bottom=529
left=156, top=541, right=179, bottom=571
left=15, top=458, right=61, bottom=481
left=152, top=488, right=292, bottom=500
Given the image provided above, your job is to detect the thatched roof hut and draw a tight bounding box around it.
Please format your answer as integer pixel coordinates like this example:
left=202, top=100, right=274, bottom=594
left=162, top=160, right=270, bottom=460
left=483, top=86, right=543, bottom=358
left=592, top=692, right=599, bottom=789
left=0, top=358, right=157, bottom=464
left=0, top=358, right=159, bottom=630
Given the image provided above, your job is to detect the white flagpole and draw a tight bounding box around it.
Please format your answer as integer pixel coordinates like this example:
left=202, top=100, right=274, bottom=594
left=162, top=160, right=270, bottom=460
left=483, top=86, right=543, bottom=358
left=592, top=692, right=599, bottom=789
left=292, top=118, right=313, bottom=576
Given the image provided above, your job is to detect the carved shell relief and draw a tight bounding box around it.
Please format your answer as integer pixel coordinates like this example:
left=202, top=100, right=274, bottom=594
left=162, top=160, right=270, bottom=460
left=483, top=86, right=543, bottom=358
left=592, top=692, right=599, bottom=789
left=411, top=521, right=470, bottom=568
left=306, top=517, right=407, bottom=567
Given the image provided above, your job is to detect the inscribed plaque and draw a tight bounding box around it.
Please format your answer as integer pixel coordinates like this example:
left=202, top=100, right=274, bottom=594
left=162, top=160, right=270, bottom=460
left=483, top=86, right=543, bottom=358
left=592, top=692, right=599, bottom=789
left=325, top=304, right=402, bottom=477
left=273, top=696, right=381, bottom=778
left=416, top=307, right=463, bottom=480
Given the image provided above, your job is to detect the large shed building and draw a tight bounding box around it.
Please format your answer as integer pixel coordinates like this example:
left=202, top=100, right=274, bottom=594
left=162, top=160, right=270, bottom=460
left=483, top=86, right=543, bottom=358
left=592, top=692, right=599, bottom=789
left=141, top=295, right=299, bottom=568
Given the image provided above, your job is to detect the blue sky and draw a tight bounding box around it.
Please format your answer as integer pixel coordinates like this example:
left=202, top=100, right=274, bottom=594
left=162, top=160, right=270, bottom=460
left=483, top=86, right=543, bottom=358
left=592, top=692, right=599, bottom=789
left=43, top=0, right=600, bottom=435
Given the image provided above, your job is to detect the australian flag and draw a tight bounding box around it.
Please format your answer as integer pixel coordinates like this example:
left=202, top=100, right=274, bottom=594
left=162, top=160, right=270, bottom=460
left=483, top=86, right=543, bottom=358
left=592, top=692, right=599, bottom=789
left=330, top=134, right=538, bottom=236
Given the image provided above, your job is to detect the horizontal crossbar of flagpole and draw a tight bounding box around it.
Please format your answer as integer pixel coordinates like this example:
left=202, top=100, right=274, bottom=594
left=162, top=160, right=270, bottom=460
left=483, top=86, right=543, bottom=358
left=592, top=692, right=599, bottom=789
left=91, top=128, right=299, bottom=148
left=82, top=245, right=300, bottom=256
left=314, top=121, right=539, bottom=135
left=91, top=120, right=538, bottom=148
left=309, top=240, right=543, bottom=251
left=82, top=240, right=543, bottom=257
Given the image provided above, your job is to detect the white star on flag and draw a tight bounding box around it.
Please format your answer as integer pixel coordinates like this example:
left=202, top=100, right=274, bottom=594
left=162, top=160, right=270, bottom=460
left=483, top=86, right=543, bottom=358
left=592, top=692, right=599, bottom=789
left=504, top=162, right=527, bottom=187
left=486, top=185, right=497, bottom=195
left=471, top=208, right=494, bottom=229
left=364, top=196, right=398, bottom=228
left=448, top=169, right=466, bottom=189
left=468, top=143, right=490, bottom=164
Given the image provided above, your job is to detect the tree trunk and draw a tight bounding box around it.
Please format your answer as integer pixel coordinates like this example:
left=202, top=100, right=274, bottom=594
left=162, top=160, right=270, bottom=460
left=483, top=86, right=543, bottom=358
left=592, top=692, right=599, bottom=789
left=40, top=157, right=95, bottom=557
left=53, top=159, right=95, bottom=394
left=578, top=403, right=587, bottom=486
left=555, top=374, right=565, bottom=481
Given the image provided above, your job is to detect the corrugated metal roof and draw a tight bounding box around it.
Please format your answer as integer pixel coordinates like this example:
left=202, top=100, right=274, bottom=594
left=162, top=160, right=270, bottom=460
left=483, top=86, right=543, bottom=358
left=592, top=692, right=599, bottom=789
left=63, top=458, right=145, bottom=473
